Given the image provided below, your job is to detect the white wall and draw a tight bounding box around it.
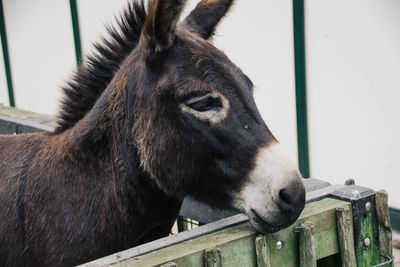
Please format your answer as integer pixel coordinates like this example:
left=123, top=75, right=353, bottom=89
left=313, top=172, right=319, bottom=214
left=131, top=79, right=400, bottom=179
left=77, top=0, right=129, bottom=57
left=306, top=0, right=400, bottom=208
left=0, top=37, right=9, bottom=106
left=3, top=0, right=76, bottom=115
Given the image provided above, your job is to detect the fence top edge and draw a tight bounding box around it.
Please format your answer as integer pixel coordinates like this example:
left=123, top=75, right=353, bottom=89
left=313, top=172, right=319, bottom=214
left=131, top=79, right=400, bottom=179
left=0, top=114, right=54, bottom=132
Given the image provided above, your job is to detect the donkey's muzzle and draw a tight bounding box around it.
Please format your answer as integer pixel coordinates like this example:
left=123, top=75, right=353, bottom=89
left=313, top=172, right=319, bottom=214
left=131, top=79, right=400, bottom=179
left=276, top=176, right=305, bottom=225
left=233, top=143, right=306, bottom=234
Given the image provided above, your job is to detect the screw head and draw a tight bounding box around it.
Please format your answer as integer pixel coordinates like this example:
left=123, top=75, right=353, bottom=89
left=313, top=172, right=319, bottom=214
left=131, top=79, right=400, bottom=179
left=363, top=237, right=371, bottom=247
left=276, top=240, right=283, bottom=250
left=365, top=202, right=371, bottom=212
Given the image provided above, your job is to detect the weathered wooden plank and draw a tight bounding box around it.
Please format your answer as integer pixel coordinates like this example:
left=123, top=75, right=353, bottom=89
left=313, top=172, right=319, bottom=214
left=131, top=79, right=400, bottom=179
left=0, top=104, right=56, bottom=128
left=336, top=206, right=356, bottom=267
left=0, top=103, right=41, bottom=119
left=105, top=198, right=349, bottom=267
left=204, top=248, right=222, bottom=267
left=330, top=185, right=380, bottom=266
left=375, top=190, right=393, bottom=267
left=353, top=196, right=380, bottom=267
left=218, top=235, right=257, bottom=266
left=263, top=198, right=348, bottom=267
left=161, top=262, right=178, bottom=267
left=255, top=235, right=269, bottom=267
left=299, top=223, right=316, bottom=267
left=115, top=223, right=255, bottom=267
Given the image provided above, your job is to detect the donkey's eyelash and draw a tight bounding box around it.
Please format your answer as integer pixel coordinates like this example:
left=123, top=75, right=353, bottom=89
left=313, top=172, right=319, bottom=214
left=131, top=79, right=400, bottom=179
left=187, top=96, right=222, bottom=112
left=178, top=91, right=213, bottom=103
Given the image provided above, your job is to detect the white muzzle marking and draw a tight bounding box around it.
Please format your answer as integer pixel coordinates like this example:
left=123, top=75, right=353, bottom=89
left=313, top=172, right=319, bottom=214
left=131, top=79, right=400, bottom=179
left=233, top=142, right=304, bottom=232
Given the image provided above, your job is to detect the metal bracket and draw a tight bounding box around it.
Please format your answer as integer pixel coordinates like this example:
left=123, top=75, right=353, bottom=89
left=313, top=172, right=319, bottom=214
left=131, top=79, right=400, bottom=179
left=372, top=254, right=393, bottom=267
left=330, top=185, right=381, bottom=266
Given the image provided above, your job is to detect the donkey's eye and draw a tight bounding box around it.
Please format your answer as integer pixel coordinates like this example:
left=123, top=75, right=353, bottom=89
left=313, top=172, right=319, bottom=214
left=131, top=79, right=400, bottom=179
left=180, top=92, right=229, bottom=124
left=187, top=96, right=222, bottom=112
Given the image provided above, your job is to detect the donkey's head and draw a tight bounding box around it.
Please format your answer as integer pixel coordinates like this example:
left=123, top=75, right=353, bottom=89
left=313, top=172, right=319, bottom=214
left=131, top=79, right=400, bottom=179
left=123, top=0, right=305, bottom=233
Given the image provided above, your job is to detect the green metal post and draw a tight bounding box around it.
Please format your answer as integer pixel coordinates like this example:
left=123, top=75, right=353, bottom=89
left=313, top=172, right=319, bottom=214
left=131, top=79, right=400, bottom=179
left=69, top=0, right=82, bottom=65
left=292, top=0, right=310, bottom=178
left=177, top=216, right=188, bottom=232
left=389, top=207, right=400, bottom=232
left=0, top=0, right=15, bottom=107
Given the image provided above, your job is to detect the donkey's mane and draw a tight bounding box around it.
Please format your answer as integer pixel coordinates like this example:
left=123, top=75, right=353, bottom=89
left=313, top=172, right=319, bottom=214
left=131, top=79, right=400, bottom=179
left=55, top=1, right=147, bottom=133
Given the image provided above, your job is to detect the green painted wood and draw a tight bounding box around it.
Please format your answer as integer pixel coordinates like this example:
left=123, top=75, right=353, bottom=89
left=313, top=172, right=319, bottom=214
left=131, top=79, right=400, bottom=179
left=299, top=223, right=316, bottom=267
left=336, top=206, right=356, bottom=267
left=354, top=197, right=380, bottom=267
left=255, top=235, right=269, bottom=267
left=109, top=199, right=349, bottom=267
left=0, top=0, right=15, bottom=107
left=217, top=235, right=257, bottom=267
left=204, top=248, right=222, bottom=267
left=292, top=0, right=310, bottom=178
left=69, top=0, right=82, bottom=65
left=117, top=223, right=256, bottom=267
left=263, top=199, right=347, bottom=267
left=389, top=208, right=400, bottom=233
left=178, top=216, right=189, bottom=232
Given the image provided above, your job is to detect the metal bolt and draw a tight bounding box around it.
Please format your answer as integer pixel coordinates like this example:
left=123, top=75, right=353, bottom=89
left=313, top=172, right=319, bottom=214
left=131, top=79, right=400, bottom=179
left=365, top=202, right=371, bottom=212
left=276, top=240, right=283, bottom=250
left=363, top=237, right=371, bottom=247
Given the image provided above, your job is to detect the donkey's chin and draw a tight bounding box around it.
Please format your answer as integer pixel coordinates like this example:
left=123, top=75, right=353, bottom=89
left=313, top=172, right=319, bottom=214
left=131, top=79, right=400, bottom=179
left=246, top=209, right=298, bottom=234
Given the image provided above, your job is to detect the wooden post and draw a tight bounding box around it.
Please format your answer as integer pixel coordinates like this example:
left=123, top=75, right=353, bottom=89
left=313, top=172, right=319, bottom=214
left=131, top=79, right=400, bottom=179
left=204, top=248, right=222, bottom=267
left=255, top=235, right=269, bottom=267
left=336, top=206, right=357, bottom=267
left=299, top=223, right=316, bottom=267
left=376, top=190, right=393, bottom=267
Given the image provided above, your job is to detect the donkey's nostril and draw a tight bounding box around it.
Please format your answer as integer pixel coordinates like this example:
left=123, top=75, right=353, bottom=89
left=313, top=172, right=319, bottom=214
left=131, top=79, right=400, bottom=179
left=278, top=189, right=292, bottom=207
left=277, top=179, right=305, bottom=215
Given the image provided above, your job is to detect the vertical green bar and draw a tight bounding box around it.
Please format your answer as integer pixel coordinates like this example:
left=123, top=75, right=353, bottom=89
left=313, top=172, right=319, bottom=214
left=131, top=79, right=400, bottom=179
left=69, top=0, right=82, bottom=65
left=292, top=0, right=310, bottom=178
left=177, top=216, right=188, bottom=232
left=354, top=197, right=380, bottom=266
left=389, top=208, right=400, bottom=232
left=0, top=0, right=15, bottom=107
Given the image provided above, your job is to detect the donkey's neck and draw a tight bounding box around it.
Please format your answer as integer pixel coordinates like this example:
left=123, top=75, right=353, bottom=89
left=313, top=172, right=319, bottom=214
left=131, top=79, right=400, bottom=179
left=60, top=80, right=182, bottom=247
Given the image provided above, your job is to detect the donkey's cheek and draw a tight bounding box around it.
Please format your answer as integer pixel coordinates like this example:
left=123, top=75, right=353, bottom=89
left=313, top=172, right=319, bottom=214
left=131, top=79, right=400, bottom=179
left=232, top=143, right=306, bottom=233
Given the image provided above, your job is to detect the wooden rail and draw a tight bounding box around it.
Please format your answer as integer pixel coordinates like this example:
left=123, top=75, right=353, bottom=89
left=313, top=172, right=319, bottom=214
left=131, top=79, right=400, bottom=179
left=82, top=193, right=392, bottom=267
left=83, top=199, right=349, bottom=266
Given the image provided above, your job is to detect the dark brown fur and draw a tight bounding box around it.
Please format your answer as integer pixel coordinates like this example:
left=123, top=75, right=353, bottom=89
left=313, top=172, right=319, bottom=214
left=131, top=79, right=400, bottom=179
left=0, top=0, right=278, bottom=266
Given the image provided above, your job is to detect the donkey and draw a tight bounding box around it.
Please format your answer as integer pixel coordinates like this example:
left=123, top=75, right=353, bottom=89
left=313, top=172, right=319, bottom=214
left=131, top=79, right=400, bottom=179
left=0, top=0, right=305, bottom=266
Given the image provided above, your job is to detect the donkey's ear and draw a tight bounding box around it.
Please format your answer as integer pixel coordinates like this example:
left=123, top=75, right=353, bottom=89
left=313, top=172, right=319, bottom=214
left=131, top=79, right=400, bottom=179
left=180, top=0, right=234, bottom=39
left=140, top=0, right=186, bottom=53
